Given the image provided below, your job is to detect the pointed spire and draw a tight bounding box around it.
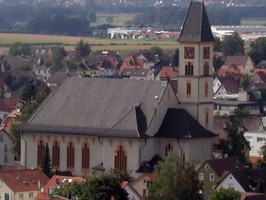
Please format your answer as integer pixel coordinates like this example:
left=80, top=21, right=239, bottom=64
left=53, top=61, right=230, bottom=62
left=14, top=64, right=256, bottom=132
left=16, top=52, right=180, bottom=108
left=178, top=1, right=214, bottom=42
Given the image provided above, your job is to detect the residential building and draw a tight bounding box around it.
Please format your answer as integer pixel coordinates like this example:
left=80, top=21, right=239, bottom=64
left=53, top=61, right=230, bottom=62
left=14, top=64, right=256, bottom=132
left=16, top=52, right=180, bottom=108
left=216, top=169, right=266, bottom=193
left=36, top=175, right=86, bottom=200
left=197, top=157, right=245, bottom=198
left=19, top=1, right=216, bottom=181
left=0, top=168, right=49, bottom=200
left=0, top=128, right=15, bottom=164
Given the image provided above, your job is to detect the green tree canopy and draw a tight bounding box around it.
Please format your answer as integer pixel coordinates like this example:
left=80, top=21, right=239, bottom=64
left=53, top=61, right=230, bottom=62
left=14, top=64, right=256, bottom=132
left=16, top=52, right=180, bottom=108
left=171, top=48, right=179, bottom=66
left=53, top=172, right=129, bottom=200
left=240, top=73, right=253, bottom=91
left=221, top=33, right=245, bottom=57
left=209, top=187, right=241, bottom=200
left=51, top=45, right=67, bottom=72
left=148, top=151, right=202, bottom=200
left=74, top=39, right=91, bottom=60
left=214, top=36, right=222, bottom=52
left=9, top=42, right=31, bottom=56
left=220, top=109, right=251, bottom=165
left=249, top=37, right=266, bottom=65
left=149, top=46, right=164, bottom=57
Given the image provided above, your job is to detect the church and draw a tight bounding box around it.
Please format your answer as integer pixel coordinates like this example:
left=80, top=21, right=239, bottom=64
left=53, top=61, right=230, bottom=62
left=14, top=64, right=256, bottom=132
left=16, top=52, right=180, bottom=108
left=20, top=1, right=217, bottom=178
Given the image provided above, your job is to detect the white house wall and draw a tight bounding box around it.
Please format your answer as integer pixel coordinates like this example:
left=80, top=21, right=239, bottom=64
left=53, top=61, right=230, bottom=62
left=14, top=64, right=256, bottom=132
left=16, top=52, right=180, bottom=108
left=217, top=174, right=245, bottom=192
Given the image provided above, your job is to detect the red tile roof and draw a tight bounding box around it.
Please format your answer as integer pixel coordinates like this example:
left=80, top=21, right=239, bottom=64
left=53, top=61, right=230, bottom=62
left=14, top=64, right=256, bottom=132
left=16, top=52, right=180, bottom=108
left=36, top=175, right=86, bottom=200
left=0, top=168, right=49, bottom=193
left=218, top=64, right=244, bottom=76
left=225, top=55, right=249, bottom=66
left=159, top=66, right=178, bottom=79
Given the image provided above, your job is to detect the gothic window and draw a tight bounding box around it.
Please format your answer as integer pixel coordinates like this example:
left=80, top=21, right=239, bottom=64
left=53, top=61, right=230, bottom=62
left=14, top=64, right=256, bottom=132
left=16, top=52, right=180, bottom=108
left=184, top=47, right=195, bottom=59
left=67, top=142, right=75, bottom=169
left=186, top=82, right=191, bottom=97
left=205, top=112, right=209, bottom=127
left=203, top=47, right=210, bottom=59
left=52, top=141, right=60, bottom=168
left=205, top=82, right=208, bottom=97
left=165, top=143, right=173, bottom=157
left=204, top=62, right=209, bottom=76
left=82, top=143, right=90, bottom=170
left=114, top=145, right=127, bottom=171
left=185, top=62, right=194, bottom=75
left=37, top=140, right=45, bottom=166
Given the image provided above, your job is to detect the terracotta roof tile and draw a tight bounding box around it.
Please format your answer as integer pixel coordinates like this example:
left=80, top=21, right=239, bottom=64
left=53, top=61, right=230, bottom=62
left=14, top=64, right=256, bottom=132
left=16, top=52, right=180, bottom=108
left=0, top=168, right=49, bottom=193
left=159, top=66, right=178, bottom=79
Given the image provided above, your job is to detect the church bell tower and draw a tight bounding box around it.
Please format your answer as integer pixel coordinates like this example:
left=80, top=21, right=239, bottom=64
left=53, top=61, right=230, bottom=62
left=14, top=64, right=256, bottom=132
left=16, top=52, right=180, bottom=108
left=177, top=1, right=214, bottom=130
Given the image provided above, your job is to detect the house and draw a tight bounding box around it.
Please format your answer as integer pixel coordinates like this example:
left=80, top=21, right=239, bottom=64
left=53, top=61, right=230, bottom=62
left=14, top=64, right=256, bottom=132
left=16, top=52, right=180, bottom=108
left=19, top=1, right=216, bottom=179
left=130, top=172, right=155, bottom=198
left=121, top=68, right=155, bottom=80
left=121, top=181, right=143, bottom=200
left=216, top=169, right=266, bottom=193
left=47, top=69, right=78, bottom=90
left=0, top=168, right=49, bottom=200
left=213, top=76, right=240, bottom=98
left=0, top=79, right=12, bottom=99
left=244, top=131, right=266, bottom=163
left=34, top=64, right=51, bottom=82
left=36, top=175, right=86, bottom=200
left=197, top=157, right=246, bottom=197
left=218, top=55, right=254, bottom=77
left=0, top=128, right=15, bottom=164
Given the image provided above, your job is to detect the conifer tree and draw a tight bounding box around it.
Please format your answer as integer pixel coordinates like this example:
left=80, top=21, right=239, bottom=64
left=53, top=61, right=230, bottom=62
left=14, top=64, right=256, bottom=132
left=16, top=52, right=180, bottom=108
left=41, top=143, right=53, bottom=178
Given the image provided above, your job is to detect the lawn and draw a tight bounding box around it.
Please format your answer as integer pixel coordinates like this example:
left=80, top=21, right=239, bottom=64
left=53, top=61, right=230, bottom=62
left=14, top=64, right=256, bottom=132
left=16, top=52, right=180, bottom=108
left=0, top=33, right=178, bottom=55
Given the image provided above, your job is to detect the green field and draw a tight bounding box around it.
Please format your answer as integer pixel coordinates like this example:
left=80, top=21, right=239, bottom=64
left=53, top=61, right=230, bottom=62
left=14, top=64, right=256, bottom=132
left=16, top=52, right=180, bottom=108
left=241, top=18, right=266, bottom=26
left=0, top=33, right=178, bottom=56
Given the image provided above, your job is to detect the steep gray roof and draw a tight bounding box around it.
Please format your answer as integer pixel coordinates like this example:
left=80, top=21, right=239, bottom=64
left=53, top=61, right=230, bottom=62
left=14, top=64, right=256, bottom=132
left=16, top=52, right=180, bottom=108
left=178, top=1, right=214, bottom=42
left=20, top=77, right=167, bottom=138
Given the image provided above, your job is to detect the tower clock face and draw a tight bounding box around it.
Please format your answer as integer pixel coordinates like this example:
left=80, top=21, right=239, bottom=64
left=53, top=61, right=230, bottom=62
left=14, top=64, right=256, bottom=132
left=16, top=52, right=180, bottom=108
left=203, top=47, right=210, bottom=59
left=184, top=47, right=195, bottom=59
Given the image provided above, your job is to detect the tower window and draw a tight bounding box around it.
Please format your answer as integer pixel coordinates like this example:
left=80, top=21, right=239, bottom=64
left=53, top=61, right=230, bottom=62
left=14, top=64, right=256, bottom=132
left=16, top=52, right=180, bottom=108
left=203, top=47, right=210, bottom=59
left=205, top=112, right=209, bottom=127
left=205, top=82, right=208, bottom=97
left=186, top=82, right=191, bottom=97
left=184, top=47, right=195, bottom=59
left=204, top=62, right=209, bottom=76
left=185, top=62, right=194, bottom=75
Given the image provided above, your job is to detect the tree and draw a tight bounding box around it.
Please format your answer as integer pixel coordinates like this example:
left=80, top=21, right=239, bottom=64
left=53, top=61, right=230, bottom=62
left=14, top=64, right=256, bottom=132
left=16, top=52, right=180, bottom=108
left=221, top=33, right=245, bottom=57
left=88, top=11, right=96, bottom=23
left=149, top=46, right=163, bottom=57
left=171, top=48, right=179, bottom=66
left=9, top=85, right=49, bottom=160
left=249, top=37, right=266, bottom=65
left=41, top=143, right=52, bottom=178
left=209, top=187, right=241, bottom=200
left=240, top=73, right=252, bottom=91
left=51, top=46, right=67, bottom=72
left=53, top=172, right=129, bottom=200
left=74, top=40, right=91, bottom=60
left=220, top=109, right=251, bottom=165
left=214, top=36, right=222, bottom=52
left=9, top=42, right=31, bottom=56
left=147, top=151, right=202, bottom=200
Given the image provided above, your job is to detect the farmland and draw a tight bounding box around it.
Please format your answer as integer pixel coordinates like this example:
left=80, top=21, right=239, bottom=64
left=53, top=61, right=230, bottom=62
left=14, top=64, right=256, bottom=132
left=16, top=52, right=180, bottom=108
left=0, top=33, right=178, bottom=56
